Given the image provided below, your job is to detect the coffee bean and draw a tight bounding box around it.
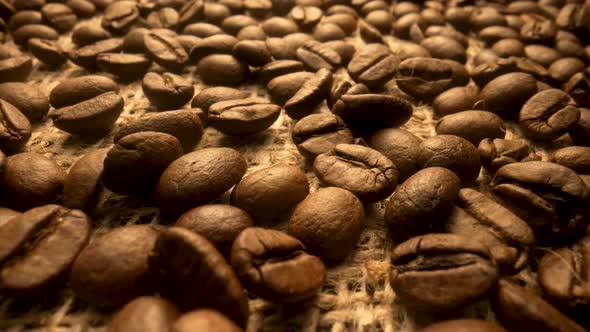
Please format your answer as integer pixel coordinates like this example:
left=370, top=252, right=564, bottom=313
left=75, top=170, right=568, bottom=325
left=0, top=99, right=30, bottom=154
left=331, top=93, right=413, bottom=136
left=142, top=72, right=194, bottom=110
left=421, top=35, right=466, bottom=63
left=1, top=153, right=64, bottom=211
left=221, top=14, right=257, bottom=35
left=385, top=167, right=460, bottom=242
left=149, top=227, right=249, bottom=327
left=296, top=39, right=341, bottom=71
left=262, top=16, right=299, bottom=37
left=322, top=13, right=356, bottom=35
left=327, top=80, right=365, bottom=110
left=469, top=6, right=505, bottom=30
left=7, top=10, right=42, bottom=31
left=175, top=204, right=253, bottom=257
left=258, top=60, right=304, bottom=84
left=291, top=113, right=354, bottom=160
left=397, top=57, right=469, bottom=100
left=571, top=108, right=590, bottom=146
left=183, top=22, right=223, bottom=37
left=392, top=12, right=425, bottom=39
left=390, top=233, right=499, bottom=312
left=418, top=319, right=508, bottom=332
left=96, top=53, right=151, bottom=81
left=28, top=38, right=68, bottom=67
left=196, top=54, right=249, bottom=86
left=266, top=33, right=312, bottom=60
left=324, top=40, right=355, bottom=66
left=178, top=0, right=205, bottom=28
left=191, top=86, right=248, bottom=112
left=63, top=148, right=108, bottom=211
left=267, top=71, right=314, bottom=105
left=49, top=91, right=124, bottom=136
left=548, top=57, right=585, bottom=85
left=0, top=55, right=32, bottom=83
left=519, top=89, right=580, bottom=141
left=50, top=75, right=118, bottom=109
left=520, top=16, right=556, bottom=44
left=347, top=44, right=397, bottom=89
left=0, top=82, right=47, bottom=123
left=101, top=0, right=139, bottom=34
left=524, top=44, right=562, bottom=68
left=203, top=2, right=230, bottom=24
left=71, top=225, right=159, bottom=307
left=478, top=26, right=520, bottom=45
left=12, top=24, right=58, bottom=46
left=432, top=86, right=478, bottom=117
left=41, top=3, right=76, bottom=32
left=470, top=57, right=549, bottom=88
left=244, top=0, right=271, bottom=18
left=144, top=31, right=188, bottom=72
left=492, top=278, right=587, bottom=332
left=232, top=40, right=272, bottom=67
left=0, top=205, right=91, bottom=297
left=106, top=296, right=180, bottom=332
left=288, top=5, right=322, bottom=31
left=367, top=128, right=422, bottom=181
left=436, top=111, right=505, bottom=145
left=236, top=25, right=266, bottom=40
left=174, top=310, right=242, bottom=332
left=115, top=109, right=203, bottom=153
left=358, top=20, right=383, bottom=44
left=65, top=0, right=96, bottom=18
left=478, top=138, right=540, bottom=173
left=72, top=23, right=112, bottom=46
left=552, top=146, right=590, bottom=174
left=492, top=38, right=525, bottom=58
left=563, top=71, right=590, bottom=108
left=156, top=148, right=247, bottom=218
left=490, top=161, right=590, bottom=245
left=313, top=144, right=398, bottom=202
left=208, top=98, right=280, bottom=136
left=288, top=187, right=364, bottom=263
left=189, top=34, right=238, bottom=63
left=70, top=37, right=124, bottom=70
left=476, top=72, right=538, bottom=116
left=147, top=7, right=179, bottom=29
left=284, top=68, right=332, bottom=119
left=424, top=25, right=469, bottom=47
left=103, top=132, right=183, bottom=195
left=231, top=164, right=308, bottom=222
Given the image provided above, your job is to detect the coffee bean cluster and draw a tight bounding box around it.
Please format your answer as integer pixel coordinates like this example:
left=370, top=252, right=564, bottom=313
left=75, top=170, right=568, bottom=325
left=0, top=0, right=589, bottom=330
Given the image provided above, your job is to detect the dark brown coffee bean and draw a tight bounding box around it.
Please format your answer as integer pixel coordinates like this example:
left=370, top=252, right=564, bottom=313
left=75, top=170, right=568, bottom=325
left=478, top=26, right=520, bottom=45
left=420, top=35, right=466, bottom=63
left=347, top=44, right=397, bottom=89
left=548, top=57, right=585, bottom=85
left=178, top=0, right=204, bottom=28
left=283, top=68, right=332, bottom=119
left=106, top=296, right=180, bottom=332
left=50, top=75, right=118, bottom=109
left=288, top=187, right=364, bottom=263
left=571, top=108, right=590, bottom=146
left=49, top=92, right=123, bottom=136
left=492, top=278, right=587, bottom=332
left=96, top=53, right=151, bottom=81
left=385, top=167, right=460, bottom=242
left=432, top=86, right=478, bottom=117
left=520, top=16, right=556, bottom=44
left=231, top=227, right=324, bottom=302
left=291, top=113, right=353, bottom=160
left=0, top=82, right=48, bottom=123
left=191, top=86, right=248, bottom=113
left=2, top=152, right=64, bottom=211
left=72, top=24, right=111, bottom=46
left=14, top=0, right=45, bottom=11
left=446, top=188, right=535, bottom=273
left=189, top=34, right=238, bottom=63
left=392, top=12, right=425, bottom=39
left=552, top=146, right=590, bottom=174
left=196, top=54, right=248, bottom=86
left=0, top=99, right=31, bottom=153
left=144, top=32, right=188, bottom=72
left=236, top=25, right=266, bottom=40
left=232, top=40, right=272, bottom=67
left=524, top=44, right=561, bottom=68
left=261, top=17, right=298, bottom=37
left=424, top=25, right=469, bottom=47
left=142, top=72, right=193, bottom=110
left=62, top=148, right=108, bottom=211
left=149, top=227, right=249, bottom=326
left=27, top=38, right=67, bottom=68
left=0, top=205, right=91, bottom=297
left=7, top=10, right=41, bottom=31
left=519, top=89, right=580, bottom=141
left=267, top=71, right=314, bottom=105
left=418, top=320, right=507, bottom=332
left=65, top=0, right=95, bottom=18
left=288, top=5, right=321, bottom=31
left=0, top=56, right=32, bottom=83
left=367, top=128, right=421, bottom=181
left=174, top=309, right=242, bottom=332
left=71, top=225, right=159, bottom=307
left=478, top=138, right=540, bottom=173
left=156, top=148, right=247, bottom=218
left=258, top=60, right=304, bottom=84
left=265, top=33, right=312, bottom=60
left=101, top=0, right=139, bottom=34
left=391, top=233, right=499, bottom=312
left=397, top=58, right=469, bottom=100
left=175, top=204, right=253, bottom=258
left=312, top=22, right=347, bottom=42
left=444, top=6, right=472, bottom=31
left=41, top=3, right=76, bottom=32
left=208, top=98, right=280, bottom=136
left=327, top=80, right=368, bottom=110
left=147, top=7, right=179, bottom=29
left=296, top=39, right=341, bottom=71
left=436, top=111, right=505, bottom=145
left=70, top=37, right=123, bottom=70
left=314, top=144, right=398, bottom=202
left=492, top=38, right=525, bottom=58
left=12, top=24, right=58, bottom=46
left=477, top=72, right=538, bottom=116
left=471, top=57, right=550, bottom=89
left=358, top=20, right=383, bottom=44
left=469, top=6, right=505, bottom=30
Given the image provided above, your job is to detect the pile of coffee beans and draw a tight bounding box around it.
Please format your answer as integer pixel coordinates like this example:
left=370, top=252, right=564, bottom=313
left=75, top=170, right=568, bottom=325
left=0, top=0, right=590, bottom=330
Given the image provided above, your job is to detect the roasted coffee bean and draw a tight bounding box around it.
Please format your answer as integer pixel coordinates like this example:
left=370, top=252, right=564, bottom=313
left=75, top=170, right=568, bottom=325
left=358, top=20, right=383, bottom=44
left=367, top=128, right=421, bottom=181
left=262, top=17, right=298, bottom=37
left=115, top=109, right=203, bottom=153
left=231, top=164, right=308, bottom=222
left=149, top=227, right=249, bottom=327
left=0, top=99, right=30, bottom=153
left=432, top=86, right=478, bottom=117
left=14, top=0, right=45, bottom=11
left=72, top=24, right=111, bottom=46
left=478, top=26, right=520, bottom=45
left=208, top=98, right=281, bottom=136
left=189, top=34, right=238, bottom=63
left=7, top=10, right=41, bottom=31
left=41, top=3, right=76, bottom=32
left=63, top=148, right=108, bottom=211
left=312, top=23, right=346, bottom=42
left=142, top=72, right=194, bottom=110
left=284, top=68, right=332, bottom=119
left=144, top=32, right=188, bottom=72
left=470, top=57, right=549, bottom=88
left=232, top=40, right=272, bottom=67
left=0, top=56, right=32, bottom=83
left=231, top=227, right=325, bottom=302
left=70, top=38, right=123, bottom=70
left=392, top=13, right=425, bottom=39
left=331, top=93, right=413, bottom=136
left=470, top=6, right=505, bottom=30
left=156, top=148, right=247, bottom=218
left=490, top=161, right=590, bottom=245
left=418, top=320, right=508, bottom=332
left=103, top=132, right=183, bottom=195
left=106, top=296, right=180, bottom=332
left=520, top=16, right=556, bottom=44
left=191, top=87, right=248, bottom=113
left=221, top=15, right=257, bottom=35
left=202, top=2, right=230, bottom=24
left=571, top=108, right=590, bottom=146
left=175, top=204, right=253, bottom=257
left=0, top=205, right=91, bottom=297
left=524, top=44, right=562, bottom=68
left=288, top=187, right=364, bottom=263
left=552, top=146, right=590, bottom=174
left=397, top=58, right=469, bottom=100
left=2, top=152, right=64, bottom=211
left=519, top=89, right=580, bottom=141
left=313, top=144, right=398, bottom=202
left=296, top=40, right=341, bottom=71
left=288, top=5, right=321, bottom=31
left=267, top=71, right=314, bottom=105
left=390, top=233, right=499, bottom=312
left=564, top=72, right=590, bottom=108
left=478, top=138, right=540, bottom=173
left=291, top=113, right=354, bottom=160
left=12, top=24, right=58, bottom=46
left=147, top=7, right=179, bottom=29
left=49, top=92, right=124, bottom=136
left=183, top=22, right=223, bottom=37
left=476, top=72, right=538, bottom=116
left=50, top=75, right=118, bottom=109
left=421, top=36, right=466, bottom=63
left=327, top=80, right=369, bottom=110
left=178, top=0, right=205, bottom=28
left=322, top=12, right=356, bottom=34
left=492, top=38, right=525, bottom=58
left=492, top=278, right=588, bottom=332
left=96, top=53, right=151, bottom=81
left=0, top=83, right=47, bottom=123
left=548, top=58, right=586, bottom=85
left=324, top=40, right=355, bottom=66
left=258, top=60, right=304, bottom=84
left=385, top=167, right=460, bottom=242
left=196, top=54, right=248, bottom=86
left=347, top=44, right=397, bottom=89
left=419, top=135, right=481, bottom=185
left=436, top=111, right=505, bottom=145
left=65, top=0, right=96, bottom=18
left=71, top=225, right=159, bottom=307
left=28, top=38, right=67, bottom=67
left=446, top=188, right=535, bottom=273
left=265, top=33, right=311, bottom=60
left=101, top=0, right=139, bottom=34
left=236, top=25, right=266, bottom=40
left=174, top=310, right=243, bottom=332
left=424, top=26, right=469, bottom=47
left=176, top=35, right=201, bottom=53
